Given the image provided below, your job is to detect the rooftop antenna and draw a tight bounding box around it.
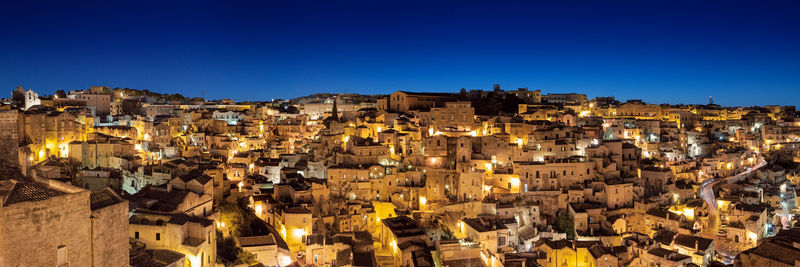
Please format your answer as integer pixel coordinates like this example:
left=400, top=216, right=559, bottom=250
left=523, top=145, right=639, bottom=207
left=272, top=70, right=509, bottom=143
left=709, top=96, right=713, bottom=105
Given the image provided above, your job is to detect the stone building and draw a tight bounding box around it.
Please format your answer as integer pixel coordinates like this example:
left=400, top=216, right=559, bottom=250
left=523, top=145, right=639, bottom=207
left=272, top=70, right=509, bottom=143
left=70, top=87, right=111, bottom=116
left=0, top=106, right=19, bottom=165
left=11, top=85, right=41, bottom=110
left=386, top=91, right=459, bottom=113
left=128, top=210, right=216, bottom=267
left=736, top=227, right=800, bottom=267
left=0, top=174, right=128, bottom=266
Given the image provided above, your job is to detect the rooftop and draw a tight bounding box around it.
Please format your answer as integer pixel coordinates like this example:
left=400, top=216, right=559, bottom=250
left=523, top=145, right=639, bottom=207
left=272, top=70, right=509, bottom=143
left=382, top=216, right=426, bottom=238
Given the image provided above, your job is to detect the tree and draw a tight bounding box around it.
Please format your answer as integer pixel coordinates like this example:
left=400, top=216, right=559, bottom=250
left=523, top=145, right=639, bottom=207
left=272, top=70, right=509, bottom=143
left=219, top=201, right=253, bottom=236
left=234, top=250, right=258, bottom=265
left=555, top=211, right=575, bottom=240
left=54, top=90, right=67, bottom=99
left=216, top=232, right=258, bottom=266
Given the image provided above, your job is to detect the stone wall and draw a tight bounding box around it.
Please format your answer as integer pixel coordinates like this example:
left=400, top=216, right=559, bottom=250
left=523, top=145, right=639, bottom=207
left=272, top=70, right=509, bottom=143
left=0, top=109, right=19, bottom=165
left=91, top=199, right=130, bottom=266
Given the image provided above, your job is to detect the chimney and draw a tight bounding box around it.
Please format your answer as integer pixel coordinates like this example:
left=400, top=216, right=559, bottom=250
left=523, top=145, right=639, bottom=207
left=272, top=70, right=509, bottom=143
left=167, top=182, right=172, bottom=192
left=493, top=84, right=501, bottom=91
left=694, top=240, right=699, bottom=251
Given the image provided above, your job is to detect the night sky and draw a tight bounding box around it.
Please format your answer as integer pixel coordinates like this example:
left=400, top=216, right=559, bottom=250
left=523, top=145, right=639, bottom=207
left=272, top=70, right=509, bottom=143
left=2, top=0, right=799, bottom=106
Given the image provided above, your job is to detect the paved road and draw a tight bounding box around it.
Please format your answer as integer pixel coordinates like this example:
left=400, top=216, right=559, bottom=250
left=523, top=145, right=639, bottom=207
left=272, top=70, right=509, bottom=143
left=698, top=157, right=766, bottom=261
left=699, top=158, right=766, bottom=236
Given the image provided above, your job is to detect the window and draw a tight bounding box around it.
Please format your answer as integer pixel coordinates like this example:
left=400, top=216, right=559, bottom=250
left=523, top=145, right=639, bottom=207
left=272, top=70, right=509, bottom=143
left=156, top=233, right=160, bottom=240
left=135, top=232, right=139, bottom=239
left=57, top=245, right=67, bottom=267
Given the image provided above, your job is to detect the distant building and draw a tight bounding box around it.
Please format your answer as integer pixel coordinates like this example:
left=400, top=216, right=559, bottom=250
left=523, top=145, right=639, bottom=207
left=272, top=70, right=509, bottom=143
left=542, top=93, right=588, bottom=106
left=11, top=85, right=41, bottom=110
left=69, top=86, right=111, bottom=116
left=386, top=91, right=459, bottom=113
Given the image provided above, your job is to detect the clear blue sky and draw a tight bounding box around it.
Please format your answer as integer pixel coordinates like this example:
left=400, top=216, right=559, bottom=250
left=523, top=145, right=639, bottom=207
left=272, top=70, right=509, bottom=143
left=1, top=0, right=799, bottom=106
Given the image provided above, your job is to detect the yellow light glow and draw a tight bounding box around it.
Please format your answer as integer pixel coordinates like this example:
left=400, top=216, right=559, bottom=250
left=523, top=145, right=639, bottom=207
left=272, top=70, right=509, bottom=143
left=280, top=256, right=292, bottom=266
left=134, top=144, right=142, bottom=151
left=748, top=231, right=758, bottom=243
left=376, top=126, right=382, bottom=133
left=484, top=163, right=492, bottom=172
left=58, top=143, right=69, bottom=158
left=428, top=128, right=434, bottom=136
left=419, top=196, right=427, bottom=205
left=292, top=228, right=307, bottom=238
left=38, top=149, right=45, bottom=160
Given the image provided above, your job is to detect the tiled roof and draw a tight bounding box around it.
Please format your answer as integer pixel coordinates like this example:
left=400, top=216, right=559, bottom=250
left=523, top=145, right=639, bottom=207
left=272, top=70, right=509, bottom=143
left=237, top=235, right=277, bottom=247
left=90, top=188, right=124, bottom=210
left=2, top=180, right=66, bottom=206
left=673, top=234, right=713, bottom=251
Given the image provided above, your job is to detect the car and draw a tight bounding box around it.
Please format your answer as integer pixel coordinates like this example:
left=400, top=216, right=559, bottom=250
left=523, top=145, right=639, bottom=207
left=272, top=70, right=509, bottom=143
left=717, top=229, right=728, bottom=237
